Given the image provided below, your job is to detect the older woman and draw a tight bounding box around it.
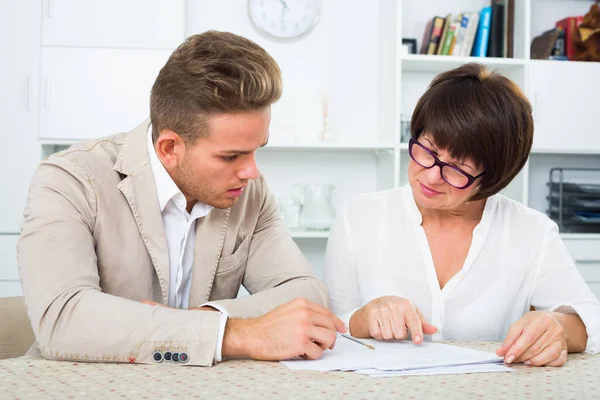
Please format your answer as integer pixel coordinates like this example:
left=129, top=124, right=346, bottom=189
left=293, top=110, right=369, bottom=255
left=324, top=63, right=600, bottom=367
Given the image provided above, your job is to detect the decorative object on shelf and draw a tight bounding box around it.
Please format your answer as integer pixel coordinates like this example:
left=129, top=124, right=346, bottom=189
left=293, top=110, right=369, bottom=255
left=573, top=2, right=600, bottom=61
left=291, top=183, right=335, bottom=231
left=401, top=38, right=417, bottom=55
left=547, top=167, right=600, bottom=233
left=531, top=29, right=560, bottom=60
left=279, top=197, right=301, bottom=229
left=400, top=114, right=411, bottom=143
left=247, top=0, right=321, bottom=41
left=320, top=92, right=331, bottom=142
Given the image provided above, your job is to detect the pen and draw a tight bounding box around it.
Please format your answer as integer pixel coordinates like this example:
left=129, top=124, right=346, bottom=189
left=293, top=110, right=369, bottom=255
left=341, top=334, right=375, bottom=350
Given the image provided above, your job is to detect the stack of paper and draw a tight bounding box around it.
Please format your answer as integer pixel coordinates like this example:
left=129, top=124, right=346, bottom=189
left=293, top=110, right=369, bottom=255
left=281, top=336, right=513, bottom=377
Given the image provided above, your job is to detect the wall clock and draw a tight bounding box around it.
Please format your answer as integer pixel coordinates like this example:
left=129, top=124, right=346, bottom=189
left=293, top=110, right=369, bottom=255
left=248, top=0, right=322, bottom=40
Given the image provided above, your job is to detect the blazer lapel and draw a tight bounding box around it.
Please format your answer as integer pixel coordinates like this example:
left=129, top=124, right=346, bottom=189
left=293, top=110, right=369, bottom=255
left=188, top=208, right=230, bottom=306
left=115, top=120, right=170, bottom=304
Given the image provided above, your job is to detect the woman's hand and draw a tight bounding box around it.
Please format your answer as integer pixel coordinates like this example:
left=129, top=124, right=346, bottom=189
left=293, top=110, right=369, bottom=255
left=349, top=296, right=437, bottom=343
left=496, top=311, right=568, bottom=367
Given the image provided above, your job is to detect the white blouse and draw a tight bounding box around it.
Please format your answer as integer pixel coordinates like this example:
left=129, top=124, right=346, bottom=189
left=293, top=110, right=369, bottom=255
left=324, top=185, right=600, bottom=353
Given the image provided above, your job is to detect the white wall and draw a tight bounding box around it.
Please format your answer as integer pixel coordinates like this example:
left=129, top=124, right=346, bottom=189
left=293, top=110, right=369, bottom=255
left=186, top=0, right=384, bottom=145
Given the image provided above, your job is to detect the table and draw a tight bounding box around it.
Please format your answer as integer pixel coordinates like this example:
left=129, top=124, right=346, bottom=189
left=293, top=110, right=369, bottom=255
left=0, top=342, right=598, bottom=399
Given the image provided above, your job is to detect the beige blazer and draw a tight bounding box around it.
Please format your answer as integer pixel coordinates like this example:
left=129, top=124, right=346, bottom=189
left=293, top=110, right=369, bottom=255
left=18, top=120, right=327, bottom=366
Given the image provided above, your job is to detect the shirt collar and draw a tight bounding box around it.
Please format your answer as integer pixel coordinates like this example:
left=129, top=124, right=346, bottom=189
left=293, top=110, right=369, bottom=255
left=147, top=125, right=213, bottom=218
left=401, top=183, right=498, bottom=236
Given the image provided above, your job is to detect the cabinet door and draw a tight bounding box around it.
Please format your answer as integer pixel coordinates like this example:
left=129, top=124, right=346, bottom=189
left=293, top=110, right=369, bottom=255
left=39, top=48, right=171, bottom=140
left=41, top=0, right=185, bottom=49
left=529, top=61, right=600, bottom=152
left=564, top=238, right=600, bottom=300
left=0, top=234, right=21, bottom=298
left=0, top=1, right=41, bottom=233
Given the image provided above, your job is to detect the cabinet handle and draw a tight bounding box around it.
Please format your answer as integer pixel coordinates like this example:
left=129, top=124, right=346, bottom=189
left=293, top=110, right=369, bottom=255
left=44, top=77, right=51, bottom=110
left=47, top=0, right=54, bottom=18
left=26, top=76, right=33, bottom=111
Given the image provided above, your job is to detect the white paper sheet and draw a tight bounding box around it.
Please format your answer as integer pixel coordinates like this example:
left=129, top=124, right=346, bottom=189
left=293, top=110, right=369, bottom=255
left=355, top=363, right=513, bottom=377
left=281, top=335, right=504, bottom=373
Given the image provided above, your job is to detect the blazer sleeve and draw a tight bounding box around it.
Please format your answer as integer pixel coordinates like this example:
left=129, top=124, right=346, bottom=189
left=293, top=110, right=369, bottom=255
left=18, top=156, right=222, bottom=366
left=210, top=176, right=328, bottom=318
left=530, top=221, right=600, bottom=354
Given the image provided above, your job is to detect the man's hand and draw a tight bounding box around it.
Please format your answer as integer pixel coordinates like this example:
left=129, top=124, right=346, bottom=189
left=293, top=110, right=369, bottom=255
left=349, top=296, right=437, bottom=344
left=496, top=311, right=568, bottom=367
left=222, top=298, right=347, bottom=361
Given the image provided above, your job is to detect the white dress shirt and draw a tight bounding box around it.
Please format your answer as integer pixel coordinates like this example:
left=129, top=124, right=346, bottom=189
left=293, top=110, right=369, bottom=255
left=324, top=185, right=600, bottom=353
left=147, top=128, right=228, bottom=362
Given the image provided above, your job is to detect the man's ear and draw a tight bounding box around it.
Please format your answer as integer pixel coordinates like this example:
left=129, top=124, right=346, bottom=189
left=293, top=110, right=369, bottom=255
left=154, top=129, right=186, bottom=169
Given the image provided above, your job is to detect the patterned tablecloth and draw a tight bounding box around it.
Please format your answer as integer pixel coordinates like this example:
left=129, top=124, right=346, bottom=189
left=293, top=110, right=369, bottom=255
left=0, top=342, right=598, bottom=399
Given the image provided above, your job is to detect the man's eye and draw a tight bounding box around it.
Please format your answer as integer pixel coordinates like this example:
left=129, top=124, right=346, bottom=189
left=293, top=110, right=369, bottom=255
left=221, top=155, right=238, bottom=162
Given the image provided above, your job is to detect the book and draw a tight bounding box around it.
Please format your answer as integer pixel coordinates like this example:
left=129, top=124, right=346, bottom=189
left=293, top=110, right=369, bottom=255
left=427, top=16, right=446, bottom=55
left=452, top=13, right=470, bottom=56
left=462, top=12, right=480, bottom=56
left=419, top=18, right=434, bottom=54
left=472, top=6, right=492, bottom=57
left=440, top=16, right=460, bottom=55
left=556, top=16, right=584, bottom=60
left=436, top=14, right=453, bottom=55
left=488, top=0, right=505, bottom=57
left=505, top=0, right=515, bottom=57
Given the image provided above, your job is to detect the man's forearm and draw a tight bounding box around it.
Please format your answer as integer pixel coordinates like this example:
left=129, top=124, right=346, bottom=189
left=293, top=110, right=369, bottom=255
left=211, top=277, right=328, bottom=319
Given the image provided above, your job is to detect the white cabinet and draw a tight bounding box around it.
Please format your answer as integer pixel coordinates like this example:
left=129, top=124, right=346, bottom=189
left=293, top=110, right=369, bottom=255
left=529, top=61, right=600, bottom=153
left=0, top=234, right=20, bottom=298
left=564, top=237, right=600, bottom=300
left=0, top=1, right=42, bottom=233
left=39, top=48, right=171, bottom=140
left=41, top=0, right=185, bottom=49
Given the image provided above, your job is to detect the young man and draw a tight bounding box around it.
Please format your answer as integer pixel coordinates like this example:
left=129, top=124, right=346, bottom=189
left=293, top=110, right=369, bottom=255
left=18, top=31, right=345, bottom=366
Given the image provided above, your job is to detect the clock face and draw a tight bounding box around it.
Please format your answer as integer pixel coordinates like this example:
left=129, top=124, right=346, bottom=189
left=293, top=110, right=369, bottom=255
left=248, top=0, right=321, bottom=40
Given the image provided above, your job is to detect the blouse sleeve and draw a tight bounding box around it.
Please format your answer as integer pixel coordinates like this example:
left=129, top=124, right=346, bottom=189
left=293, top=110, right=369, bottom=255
left=530, top=222, right=600, bottom=353
left=324, top=203, right=361, bottom=328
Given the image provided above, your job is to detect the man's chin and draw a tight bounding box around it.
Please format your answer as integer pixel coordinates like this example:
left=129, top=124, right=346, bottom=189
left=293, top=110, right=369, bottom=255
left=209, top=197, right=239, bottom=209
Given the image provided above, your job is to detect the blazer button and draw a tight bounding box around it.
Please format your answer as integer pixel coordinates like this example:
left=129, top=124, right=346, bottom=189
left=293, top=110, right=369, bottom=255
left=153, top=351, right=163, bottom=363
left=179, top=352, right=189, bottom=363
left=172, top=353, right=180, bottom=363
left=164, top=351, right=172, bottom=362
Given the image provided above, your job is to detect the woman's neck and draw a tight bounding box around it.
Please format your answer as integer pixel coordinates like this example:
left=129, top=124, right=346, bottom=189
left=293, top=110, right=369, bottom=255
left=418, top=199, right=487, bottom=227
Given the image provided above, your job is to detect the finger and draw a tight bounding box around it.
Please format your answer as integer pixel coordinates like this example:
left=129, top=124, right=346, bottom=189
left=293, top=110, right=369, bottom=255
left=515, top=327, right=555, bottom=363
left=309, top=311, right=338, bottom=333
left=307, top=326, right=337, bottom=351
left=545, top=348, right=568, bottom=367
left=296, top=299, right=348, bottom=333
left=416, top=308, right=438, bottom=335
left=404, top=302, right=424, bottom=344
left=497, top=320, right=525, bottom=357
left=504, top=322, right=546, bottom=364
left=369, top=316, right=382, bottom=340
left=390, top=311, right=408, bottom=340
left=378, top=309, right=395, bottom=340
left=525, top=341, right=566, bottom=367
left=302, top=340, right=325, bottom=360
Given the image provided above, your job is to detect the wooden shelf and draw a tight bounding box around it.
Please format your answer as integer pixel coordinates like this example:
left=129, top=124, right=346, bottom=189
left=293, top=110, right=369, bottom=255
left=401, top=55, right=527, bottom=73
left=290, top=230, right=330, bottom=239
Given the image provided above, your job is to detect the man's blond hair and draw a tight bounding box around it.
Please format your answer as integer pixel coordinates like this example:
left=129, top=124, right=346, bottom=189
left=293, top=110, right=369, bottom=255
left=150, top=30, right=282, bottom=144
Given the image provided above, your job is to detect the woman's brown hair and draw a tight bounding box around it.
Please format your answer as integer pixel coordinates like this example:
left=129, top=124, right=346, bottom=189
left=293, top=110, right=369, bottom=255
left=411, top=63, right=533, bottom=201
